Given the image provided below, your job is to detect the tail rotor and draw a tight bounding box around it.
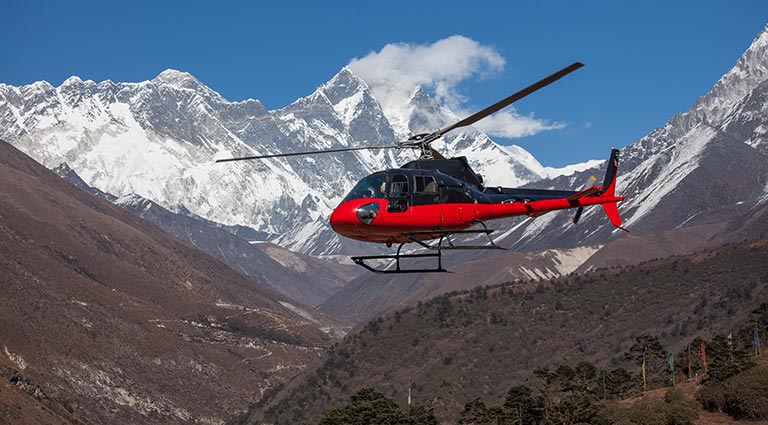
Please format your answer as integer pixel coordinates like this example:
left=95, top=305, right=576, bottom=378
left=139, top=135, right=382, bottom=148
left=572, top=175, right=597, bottom=224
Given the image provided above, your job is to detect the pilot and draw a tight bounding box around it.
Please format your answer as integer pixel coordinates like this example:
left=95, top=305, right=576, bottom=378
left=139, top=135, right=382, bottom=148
left=365, top=181, right=387, bottom=198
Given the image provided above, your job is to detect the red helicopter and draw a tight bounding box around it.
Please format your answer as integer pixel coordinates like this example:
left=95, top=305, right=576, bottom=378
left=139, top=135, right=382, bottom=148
left=218, top=62, right=625, bottom=273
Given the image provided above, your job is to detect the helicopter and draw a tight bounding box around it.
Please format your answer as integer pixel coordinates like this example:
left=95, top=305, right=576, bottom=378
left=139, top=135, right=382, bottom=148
left=217, top=62, right=625, bottom=273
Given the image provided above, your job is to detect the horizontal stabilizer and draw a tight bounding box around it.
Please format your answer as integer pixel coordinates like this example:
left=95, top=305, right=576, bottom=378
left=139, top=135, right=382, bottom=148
left=567, top=186, right=599, bottom=202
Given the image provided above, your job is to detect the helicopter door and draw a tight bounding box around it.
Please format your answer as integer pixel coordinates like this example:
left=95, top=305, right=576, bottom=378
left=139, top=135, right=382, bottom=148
left=387, top=174, right=411, bottom=213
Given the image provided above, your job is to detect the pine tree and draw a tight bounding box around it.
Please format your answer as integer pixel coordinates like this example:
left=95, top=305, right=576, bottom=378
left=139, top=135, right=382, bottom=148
left=706, top=334, right=755, bottom=382
left=319, top=388, right=405, bottom=425
left=502, top=385, right=543, bottom=425
left=625, top=334, right=668, bottom=389
left=458, top=399, right=497, bottom=425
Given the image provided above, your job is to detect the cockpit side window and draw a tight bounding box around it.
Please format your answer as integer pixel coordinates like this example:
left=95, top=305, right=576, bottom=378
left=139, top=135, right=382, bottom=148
left=388, top=174, right=410, bottom=197
left=415, top=175, right=438, bottom=193
left=344, top=174, right=387, bottom=201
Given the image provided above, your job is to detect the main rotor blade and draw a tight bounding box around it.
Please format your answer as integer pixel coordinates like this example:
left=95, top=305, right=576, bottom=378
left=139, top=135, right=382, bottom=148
left=215, top=145, right=399, bottom=163
left=433, top=62, right=584, bottom=139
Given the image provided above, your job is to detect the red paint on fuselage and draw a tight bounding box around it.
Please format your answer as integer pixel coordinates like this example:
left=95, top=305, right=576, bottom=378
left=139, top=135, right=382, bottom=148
left=329, top=195, right=624, bottom=245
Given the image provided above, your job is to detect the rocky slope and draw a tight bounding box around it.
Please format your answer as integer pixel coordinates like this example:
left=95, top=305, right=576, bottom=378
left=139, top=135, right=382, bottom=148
left=495, top=25, right=768, bottom=251
left=0, top=354, right=89, bottom=425
left=578, top=197, right=768, bottom=271
left=53, top=163, right=357, bottom=306
left=0, top=141, right=340, bottom=424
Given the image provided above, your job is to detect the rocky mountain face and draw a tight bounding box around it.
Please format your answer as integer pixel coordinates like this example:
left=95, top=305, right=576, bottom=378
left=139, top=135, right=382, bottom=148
left=496, top=25, right=768, bottom=251
left=52, top=163, right=357, bottom=306
left=0, top=67, right=581, bottom=257
left=577, top=196, right=768, bottom=271
left=0, top=141, right=340, bottom=424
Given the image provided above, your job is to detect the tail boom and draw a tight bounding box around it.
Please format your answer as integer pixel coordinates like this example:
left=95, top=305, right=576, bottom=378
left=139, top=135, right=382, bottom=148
left=475, top=194, right=624, bottom=221
left=475, top=148, right=626, bottom=230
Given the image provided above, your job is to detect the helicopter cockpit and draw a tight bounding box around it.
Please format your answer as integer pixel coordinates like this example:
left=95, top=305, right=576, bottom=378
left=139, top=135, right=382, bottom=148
left=343, top=173, right=387, bottom=201
left=343, top=169, right=479, bottom=210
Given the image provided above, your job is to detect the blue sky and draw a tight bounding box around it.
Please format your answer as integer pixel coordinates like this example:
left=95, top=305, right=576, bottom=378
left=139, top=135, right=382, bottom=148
left=2, top=1, right=767, bottom=166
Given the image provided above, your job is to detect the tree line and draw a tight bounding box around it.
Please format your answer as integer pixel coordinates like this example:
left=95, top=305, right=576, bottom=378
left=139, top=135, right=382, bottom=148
left=318, top=303, right=768, bottom=424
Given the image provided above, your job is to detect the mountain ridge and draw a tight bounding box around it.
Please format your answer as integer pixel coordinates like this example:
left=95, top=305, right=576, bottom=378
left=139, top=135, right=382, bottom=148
left=0, top=65, right=586, bottom=257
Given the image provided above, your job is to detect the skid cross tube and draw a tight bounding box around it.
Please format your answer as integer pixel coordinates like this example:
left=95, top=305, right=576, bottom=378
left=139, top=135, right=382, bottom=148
left=350, top=223, right=506, bottom=273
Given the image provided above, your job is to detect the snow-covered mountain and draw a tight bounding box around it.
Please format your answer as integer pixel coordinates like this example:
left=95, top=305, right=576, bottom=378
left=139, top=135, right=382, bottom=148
left=496, top=25, right=768, bottom=250
left=8, top=23, right=765, bottom=259
left=0, top=67, right=579, bottom=256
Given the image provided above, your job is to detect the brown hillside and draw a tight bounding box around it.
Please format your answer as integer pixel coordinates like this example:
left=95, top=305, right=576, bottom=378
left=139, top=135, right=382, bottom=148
left=0, top=354, right=89, bottom=425
left=0, top=141, right=336, bottom=424
left=321, top=245, right=599, bottom=323
left=242, top=236, right=768, bottom=424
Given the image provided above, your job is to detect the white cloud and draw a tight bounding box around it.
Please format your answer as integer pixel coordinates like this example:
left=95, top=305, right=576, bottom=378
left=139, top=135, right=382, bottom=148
left=347, top=35, right=563, bottom=138
left=468, top=110, right=565, bottom=138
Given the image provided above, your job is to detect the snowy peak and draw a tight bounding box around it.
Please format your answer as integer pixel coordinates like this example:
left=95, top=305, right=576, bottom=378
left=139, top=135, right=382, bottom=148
left=115, top=192, right=154, bottom=210
left=320, top=67, right=369, bottom=105
left=408, top=85, right=440, bottom=111
left=405, top=85, right=448, bottom=133
left=149, top=69, right=229, bottom=105
left=500, top=145, right=603, bottom=180
left=695, top=24, right=768, bottom=123
left=316, top=68, right=388, bottom=132
left=61, top=75, right=86, bottom=87
left=154, top=69, right=202, bottom=89
left=495, top=23, right=768, bottom=252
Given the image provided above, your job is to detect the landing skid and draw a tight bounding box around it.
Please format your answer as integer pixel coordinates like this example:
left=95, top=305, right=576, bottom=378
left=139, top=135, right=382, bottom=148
left=351, top=244, right=446, bottom=274
left=350, top=224, right=506, bottom=273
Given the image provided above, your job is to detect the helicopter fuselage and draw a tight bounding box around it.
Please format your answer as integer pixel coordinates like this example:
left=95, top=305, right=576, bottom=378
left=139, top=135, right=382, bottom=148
left=329, top=156, right=623, bottom=246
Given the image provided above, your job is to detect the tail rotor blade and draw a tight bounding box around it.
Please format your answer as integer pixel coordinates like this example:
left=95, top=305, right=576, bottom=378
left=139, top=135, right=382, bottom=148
left=572, top=206, right=584, bottom=224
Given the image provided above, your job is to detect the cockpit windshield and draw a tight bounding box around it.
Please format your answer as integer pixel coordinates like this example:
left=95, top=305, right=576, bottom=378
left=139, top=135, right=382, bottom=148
left=344, top=174, right=387, bottom=201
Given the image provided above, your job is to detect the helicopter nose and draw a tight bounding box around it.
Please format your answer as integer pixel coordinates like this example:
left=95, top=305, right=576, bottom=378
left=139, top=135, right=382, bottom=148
left=330, top=201, right=381, bottom=236
left=330, top=203, right=359, bottom=236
